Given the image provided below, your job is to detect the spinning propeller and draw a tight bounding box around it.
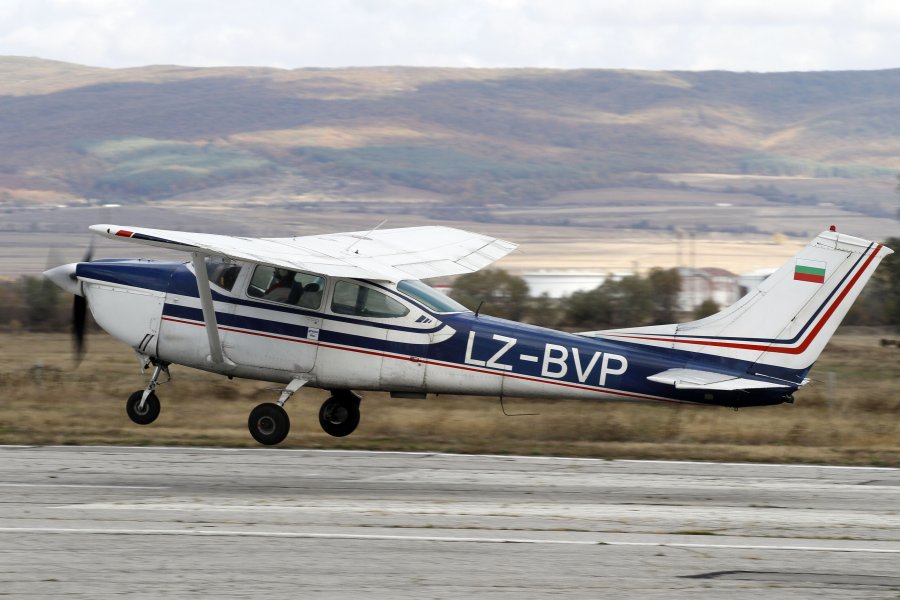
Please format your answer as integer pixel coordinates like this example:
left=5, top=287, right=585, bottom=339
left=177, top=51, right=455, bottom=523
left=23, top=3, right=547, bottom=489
left=43, top=238, right=94, bottom=365
left=72, top=240, right=93, bottom=361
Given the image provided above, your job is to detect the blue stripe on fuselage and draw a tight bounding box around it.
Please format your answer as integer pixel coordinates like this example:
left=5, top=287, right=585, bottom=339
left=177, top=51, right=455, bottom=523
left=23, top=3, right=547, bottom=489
left=163, top=303, right=313, bottom=341
left=160, top=302, right=796, bottom=407
left=437, top=313, right=799, bottom=405
left=77, top=260, right=182, bottom=292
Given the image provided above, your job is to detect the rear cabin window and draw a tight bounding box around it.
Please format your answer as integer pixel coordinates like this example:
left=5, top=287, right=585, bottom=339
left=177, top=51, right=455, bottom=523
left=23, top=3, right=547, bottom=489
left=205, top=256, right=241, bottom=292
left=247, top=265, right=325, bottom=309
left=331, top=281, right=409, bottom=318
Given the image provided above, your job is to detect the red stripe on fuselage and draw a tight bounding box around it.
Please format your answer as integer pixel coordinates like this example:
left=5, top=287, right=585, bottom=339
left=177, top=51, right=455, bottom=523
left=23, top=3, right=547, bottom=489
left=160, top=316, right=673, bottom=403
left=161, top=316, right=319, bottom=347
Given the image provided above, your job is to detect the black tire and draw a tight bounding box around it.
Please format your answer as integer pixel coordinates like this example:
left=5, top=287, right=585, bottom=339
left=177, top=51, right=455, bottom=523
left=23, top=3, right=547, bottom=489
left=318, top=395, right=360, bottom=437
left=248, top=403, right=290, bottom=446
left=126, top=390, right=160, bottom=425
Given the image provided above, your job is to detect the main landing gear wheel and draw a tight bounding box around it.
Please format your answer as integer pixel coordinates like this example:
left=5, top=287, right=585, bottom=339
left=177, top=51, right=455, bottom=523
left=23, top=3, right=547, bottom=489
left=319, top=395, right=360, bottom=437
left=248, top=403, right=291, bottom=446
left=126, top=390, right=160, bottom=425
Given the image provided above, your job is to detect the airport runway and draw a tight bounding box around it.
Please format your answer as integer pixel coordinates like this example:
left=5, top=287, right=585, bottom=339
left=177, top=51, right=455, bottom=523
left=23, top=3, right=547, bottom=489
left=1, top=446, right=899, bottom=599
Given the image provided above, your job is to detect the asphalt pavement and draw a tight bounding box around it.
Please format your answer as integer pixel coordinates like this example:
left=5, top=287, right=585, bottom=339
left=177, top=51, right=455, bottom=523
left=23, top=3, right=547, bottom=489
left=1, top=446, right=898, bottom=598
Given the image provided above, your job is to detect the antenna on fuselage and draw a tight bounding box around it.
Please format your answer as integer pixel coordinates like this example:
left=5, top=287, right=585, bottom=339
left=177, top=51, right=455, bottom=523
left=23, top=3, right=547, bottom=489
left=499, top=393, right=538, bottom=417
left=474, top=300, right=484, bottom=318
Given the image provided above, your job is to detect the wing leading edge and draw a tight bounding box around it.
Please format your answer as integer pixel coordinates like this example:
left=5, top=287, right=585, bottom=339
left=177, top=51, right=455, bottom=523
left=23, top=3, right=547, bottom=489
left=89, top=224, right=517, bottom=281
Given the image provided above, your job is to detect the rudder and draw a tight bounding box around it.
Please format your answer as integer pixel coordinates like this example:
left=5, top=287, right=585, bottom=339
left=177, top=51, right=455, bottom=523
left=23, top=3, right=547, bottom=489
left=591, top=229, right=893, bottom=378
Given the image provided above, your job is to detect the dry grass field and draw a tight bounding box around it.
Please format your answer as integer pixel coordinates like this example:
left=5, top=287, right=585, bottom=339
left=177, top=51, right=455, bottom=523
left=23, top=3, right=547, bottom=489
left=1, top=330, right=897, bottom=465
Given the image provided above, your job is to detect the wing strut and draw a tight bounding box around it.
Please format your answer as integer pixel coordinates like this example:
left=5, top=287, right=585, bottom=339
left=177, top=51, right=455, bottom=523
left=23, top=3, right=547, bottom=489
left=191, top=252, right=225, bottom=364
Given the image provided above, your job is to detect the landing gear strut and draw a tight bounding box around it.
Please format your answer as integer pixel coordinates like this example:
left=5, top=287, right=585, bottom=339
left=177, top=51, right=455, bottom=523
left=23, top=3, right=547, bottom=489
left=319, top=391, right=361, bottom=437
left=126, top=360, right=169, bottom=425
left=244, top=381, right=361, bottom=444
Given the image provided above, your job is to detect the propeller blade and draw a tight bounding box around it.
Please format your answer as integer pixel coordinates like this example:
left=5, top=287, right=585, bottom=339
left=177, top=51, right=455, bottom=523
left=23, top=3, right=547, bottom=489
left=46, top=246, right=66, bottom=272
left=81, top=237, right=95, bottom=263
left=73, top=293, right=87, bottom=364
left=44, top=235, right=94, bottom=365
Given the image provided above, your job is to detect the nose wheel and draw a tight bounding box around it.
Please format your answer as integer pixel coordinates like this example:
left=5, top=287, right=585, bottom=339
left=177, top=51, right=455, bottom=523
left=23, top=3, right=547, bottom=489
left=126, top=360, right=169, bottom=425
left=126, top=390, right=160, bottom=425
left=319, top=392, right=361, bottom=437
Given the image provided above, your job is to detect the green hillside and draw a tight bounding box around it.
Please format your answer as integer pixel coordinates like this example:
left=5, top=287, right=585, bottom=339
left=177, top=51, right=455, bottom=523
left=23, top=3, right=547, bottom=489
left=0, top=57, right=898, bottom=222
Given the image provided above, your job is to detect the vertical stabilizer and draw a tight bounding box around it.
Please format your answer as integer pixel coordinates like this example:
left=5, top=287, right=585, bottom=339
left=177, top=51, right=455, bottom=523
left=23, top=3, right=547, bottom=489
left=589, top=229, right=893, bottom=378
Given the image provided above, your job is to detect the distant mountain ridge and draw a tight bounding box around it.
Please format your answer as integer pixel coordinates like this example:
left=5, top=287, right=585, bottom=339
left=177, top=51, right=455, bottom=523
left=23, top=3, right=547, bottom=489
left=1, top=57, right=898, bottom=214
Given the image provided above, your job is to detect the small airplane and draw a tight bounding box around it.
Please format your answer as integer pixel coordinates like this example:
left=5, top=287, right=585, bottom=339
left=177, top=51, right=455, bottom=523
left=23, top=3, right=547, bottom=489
left=44, top=224, right=892, bottom=445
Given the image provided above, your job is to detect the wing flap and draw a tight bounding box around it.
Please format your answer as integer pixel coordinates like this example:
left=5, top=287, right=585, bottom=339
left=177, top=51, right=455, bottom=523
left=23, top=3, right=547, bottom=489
left=647, top=368, right=791, bottom=390
left=90, top=224, right=516, bottom=281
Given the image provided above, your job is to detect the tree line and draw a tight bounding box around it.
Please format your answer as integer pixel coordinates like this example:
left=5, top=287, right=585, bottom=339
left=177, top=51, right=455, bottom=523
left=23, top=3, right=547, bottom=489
left=447, top=267, right=687, bottom=330
left=448, top=236, right=900, bottom=331
left=2, top=238, right=897, bottom=334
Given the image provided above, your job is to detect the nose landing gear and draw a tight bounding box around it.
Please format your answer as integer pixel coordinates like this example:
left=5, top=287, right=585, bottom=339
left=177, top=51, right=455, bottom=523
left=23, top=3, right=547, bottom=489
left=126, top=390, right=160, bottom=425
left=126, top=360, right=170, bottom=425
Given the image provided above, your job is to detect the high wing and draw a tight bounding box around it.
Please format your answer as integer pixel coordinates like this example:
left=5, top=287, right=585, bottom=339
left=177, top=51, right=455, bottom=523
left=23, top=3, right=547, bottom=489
left=89, top=224, right=517, bottom=281
left=646, top=368, right=795, bottom=391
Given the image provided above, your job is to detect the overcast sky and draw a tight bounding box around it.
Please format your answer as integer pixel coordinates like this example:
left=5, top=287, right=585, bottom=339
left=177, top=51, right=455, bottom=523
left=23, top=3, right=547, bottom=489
left=1, top=0, right=898, bottom=72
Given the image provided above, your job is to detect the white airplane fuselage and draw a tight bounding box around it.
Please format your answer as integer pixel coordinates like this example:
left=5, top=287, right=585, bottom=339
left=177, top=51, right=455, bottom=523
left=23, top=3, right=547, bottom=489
left=43, top=225, right=893, bottom=445
left=76, top=257, right=800, bottom=409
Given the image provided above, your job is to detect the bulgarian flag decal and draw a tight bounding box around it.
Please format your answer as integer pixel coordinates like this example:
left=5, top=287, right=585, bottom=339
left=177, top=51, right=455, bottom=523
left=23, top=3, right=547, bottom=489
left=794, top=258, right=827, bottom=283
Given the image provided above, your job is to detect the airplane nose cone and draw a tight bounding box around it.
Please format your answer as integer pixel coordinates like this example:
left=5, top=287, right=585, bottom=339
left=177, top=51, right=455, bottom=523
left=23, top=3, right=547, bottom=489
left=43, top=263, right=82, bottom=296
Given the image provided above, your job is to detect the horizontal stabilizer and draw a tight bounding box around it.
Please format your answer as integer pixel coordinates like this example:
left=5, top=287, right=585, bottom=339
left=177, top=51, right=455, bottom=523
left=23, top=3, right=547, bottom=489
left=647, top=368, right=792, bottom=391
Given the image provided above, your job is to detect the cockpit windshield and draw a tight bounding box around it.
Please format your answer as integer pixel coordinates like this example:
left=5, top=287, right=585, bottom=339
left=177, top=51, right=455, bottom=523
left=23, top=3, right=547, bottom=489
left=397, top=280, right=468, bottom=313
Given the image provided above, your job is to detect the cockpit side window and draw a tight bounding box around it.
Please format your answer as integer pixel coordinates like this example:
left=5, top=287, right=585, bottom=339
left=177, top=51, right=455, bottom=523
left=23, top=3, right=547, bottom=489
left=247, top=265, right=325, bottom=309
left=331, top=281, right=409, bottom=318
left=205, top=256, right=241, bottom=292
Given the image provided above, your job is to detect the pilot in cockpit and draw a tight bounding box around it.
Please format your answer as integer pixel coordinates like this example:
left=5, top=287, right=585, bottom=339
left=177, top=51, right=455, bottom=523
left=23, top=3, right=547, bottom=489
left=264, top=269, right=294, bottom=302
